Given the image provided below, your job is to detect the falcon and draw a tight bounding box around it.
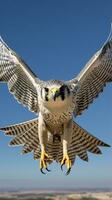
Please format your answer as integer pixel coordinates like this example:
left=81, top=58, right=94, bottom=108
left=0, top=29, right=112, bottom=175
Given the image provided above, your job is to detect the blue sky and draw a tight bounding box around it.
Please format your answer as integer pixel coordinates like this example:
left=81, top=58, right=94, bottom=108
left=0, top=0, right=112, bottom=190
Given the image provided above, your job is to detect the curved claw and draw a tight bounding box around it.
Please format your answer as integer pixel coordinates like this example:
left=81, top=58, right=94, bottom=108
left=61, top=153, right=72, bottom=175
left=46, top=167, right=51, bottom=172
left=66, top=167, right=71, bottom=176
left=61, top=164, right=63, bottom=171
left=40, top=150, right=50, bottom=174
left=61, top=162, right=65, bottom=171
left=40, top=168, right=46, bottom=175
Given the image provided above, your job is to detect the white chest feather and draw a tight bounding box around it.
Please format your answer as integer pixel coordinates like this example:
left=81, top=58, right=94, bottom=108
left=38, top=97, right=74, bottom=134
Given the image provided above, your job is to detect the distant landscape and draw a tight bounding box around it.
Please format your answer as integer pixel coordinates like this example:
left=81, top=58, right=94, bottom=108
left=0, top=189, right=112, bottom=200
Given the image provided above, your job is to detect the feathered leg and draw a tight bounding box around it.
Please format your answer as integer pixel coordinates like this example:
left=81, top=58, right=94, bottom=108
left=38, top=113, right=50, bottom=174
left=61, top=119, right=73, bottom=175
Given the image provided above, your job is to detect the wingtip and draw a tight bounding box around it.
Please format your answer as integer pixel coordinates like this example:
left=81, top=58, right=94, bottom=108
left=108, top=22, right=112, bottom=41
left=0, top=36, right=11, bottom=51
left=0, top=35, right=4, bottom=43
left=102, top=23, right=112, bottom=47
left=106, top=22, right=112, bottom=42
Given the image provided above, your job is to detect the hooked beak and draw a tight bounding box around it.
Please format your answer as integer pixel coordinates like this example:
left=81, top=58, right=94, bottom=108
left=48, top=88, right=60, bottom=101
left=54, top=90, right=61, bottom=101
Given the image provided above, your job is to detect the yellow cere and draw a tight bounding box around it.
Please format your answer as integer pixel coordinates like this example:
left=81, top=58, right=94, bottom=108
left=47, top=87, right=59, bottom=99
left=50, top=87, right=59, bottom=94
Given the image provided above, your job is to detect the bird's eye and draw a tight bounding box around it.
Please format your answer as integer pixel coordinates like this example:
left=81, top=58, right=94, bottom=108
left=44, top=87, right=49, bottom=92
left=60, top=85, right=70, bottom=95
left=60, top=85, right=65, bottom=92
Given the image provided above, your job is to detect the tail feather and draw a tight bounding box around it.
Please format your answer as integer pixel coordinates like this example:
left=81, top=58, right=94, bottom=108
left=9, top=123, right=38, bottom=146
left=56, top=121, right=110, bottom=165
left=0, top=118, right=38, bottom=136
left=0, top=118, right=110, bottom=167
left=22, top=137, right=39, bottom=154
left=72, top=122, right=110, bottom=159
left=0, top=118, right=41, bottom=160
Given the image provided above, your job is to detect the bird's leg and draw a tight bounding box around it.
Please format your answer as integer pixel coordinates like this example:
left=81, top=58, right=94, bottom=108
left=40, top=147, right=50, bottom=174
left=61, top=119, right=73, bottom=175
left=38, top=113, right=50, bottom=174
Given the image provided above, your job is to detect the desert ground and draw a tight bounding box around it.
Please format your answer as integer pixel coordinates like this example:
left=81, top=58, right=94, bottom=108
left=0, top=190, right=112, bottom=200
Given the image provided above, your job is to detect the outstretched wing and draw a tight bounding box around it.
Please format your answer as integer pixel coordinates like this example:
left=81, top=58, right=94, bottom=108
left=0, top=37, right=41, bottom=113
left=68, top=30, right=112, bottom=116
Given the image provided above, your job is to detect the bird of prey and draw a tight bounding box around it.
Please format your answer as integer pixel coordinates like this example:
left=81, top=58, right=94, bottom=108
left=0, top=29, right=112, bottom=175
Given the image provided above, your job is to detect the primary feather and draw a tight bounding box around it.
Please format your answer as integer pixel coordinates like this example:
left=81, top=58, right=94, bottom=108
left=0, top=37, right=40, bottom=113
left=70, top=32, right=112, bottom=115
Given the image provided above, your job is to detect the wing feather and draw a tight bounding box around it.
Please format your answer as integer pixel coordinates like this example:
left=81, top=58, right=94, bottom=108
left=0, top=37, right=41, bottom=113
left=0, top=119, right=110, bottom=168
left=68, top=31, right=112, bottom=116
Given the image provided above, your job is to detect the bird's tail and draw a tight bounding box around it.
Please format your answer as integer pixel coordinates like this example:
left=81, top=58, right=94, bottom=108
left=0, top=119, right=110, bottom=165
left=0, top=118, right=41, bottom=159
left=0, top=118, right=60, bottom=163
left=57, top=122, right=110, bottom=165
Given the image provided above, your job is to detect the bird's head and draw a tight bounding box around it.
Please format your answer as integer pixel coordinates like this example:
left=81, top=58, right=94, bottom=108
left=40, top=81, right=72, bottom=105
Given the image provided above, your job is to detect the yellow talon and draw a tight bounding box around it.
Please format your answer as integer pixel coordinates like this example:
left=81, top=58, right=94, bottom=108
left=61, top=153, right=72, bottom=175
left=40, top=150, right=50, bottom=174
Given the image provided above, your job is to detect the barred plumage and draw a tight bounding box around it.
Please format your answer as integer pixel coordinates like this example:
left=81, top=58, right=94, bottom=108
left=74, top=37, right=112, bottom=115
left=0, top=27, right=112, bottom=174
left=0, top=37, right=40, bottom=113
left=0, top=119, right=109, bottom=165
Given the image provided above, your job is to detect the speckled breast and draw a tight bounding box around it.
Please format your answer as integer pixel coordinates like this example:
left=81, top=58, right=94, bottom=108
left=43, top=111, right=73, bottom=135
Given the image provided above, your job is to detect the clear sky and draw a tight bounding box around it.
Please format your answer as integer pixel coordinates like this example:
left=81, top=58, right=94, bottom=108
left=0, top=0, right=112, bottom=191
